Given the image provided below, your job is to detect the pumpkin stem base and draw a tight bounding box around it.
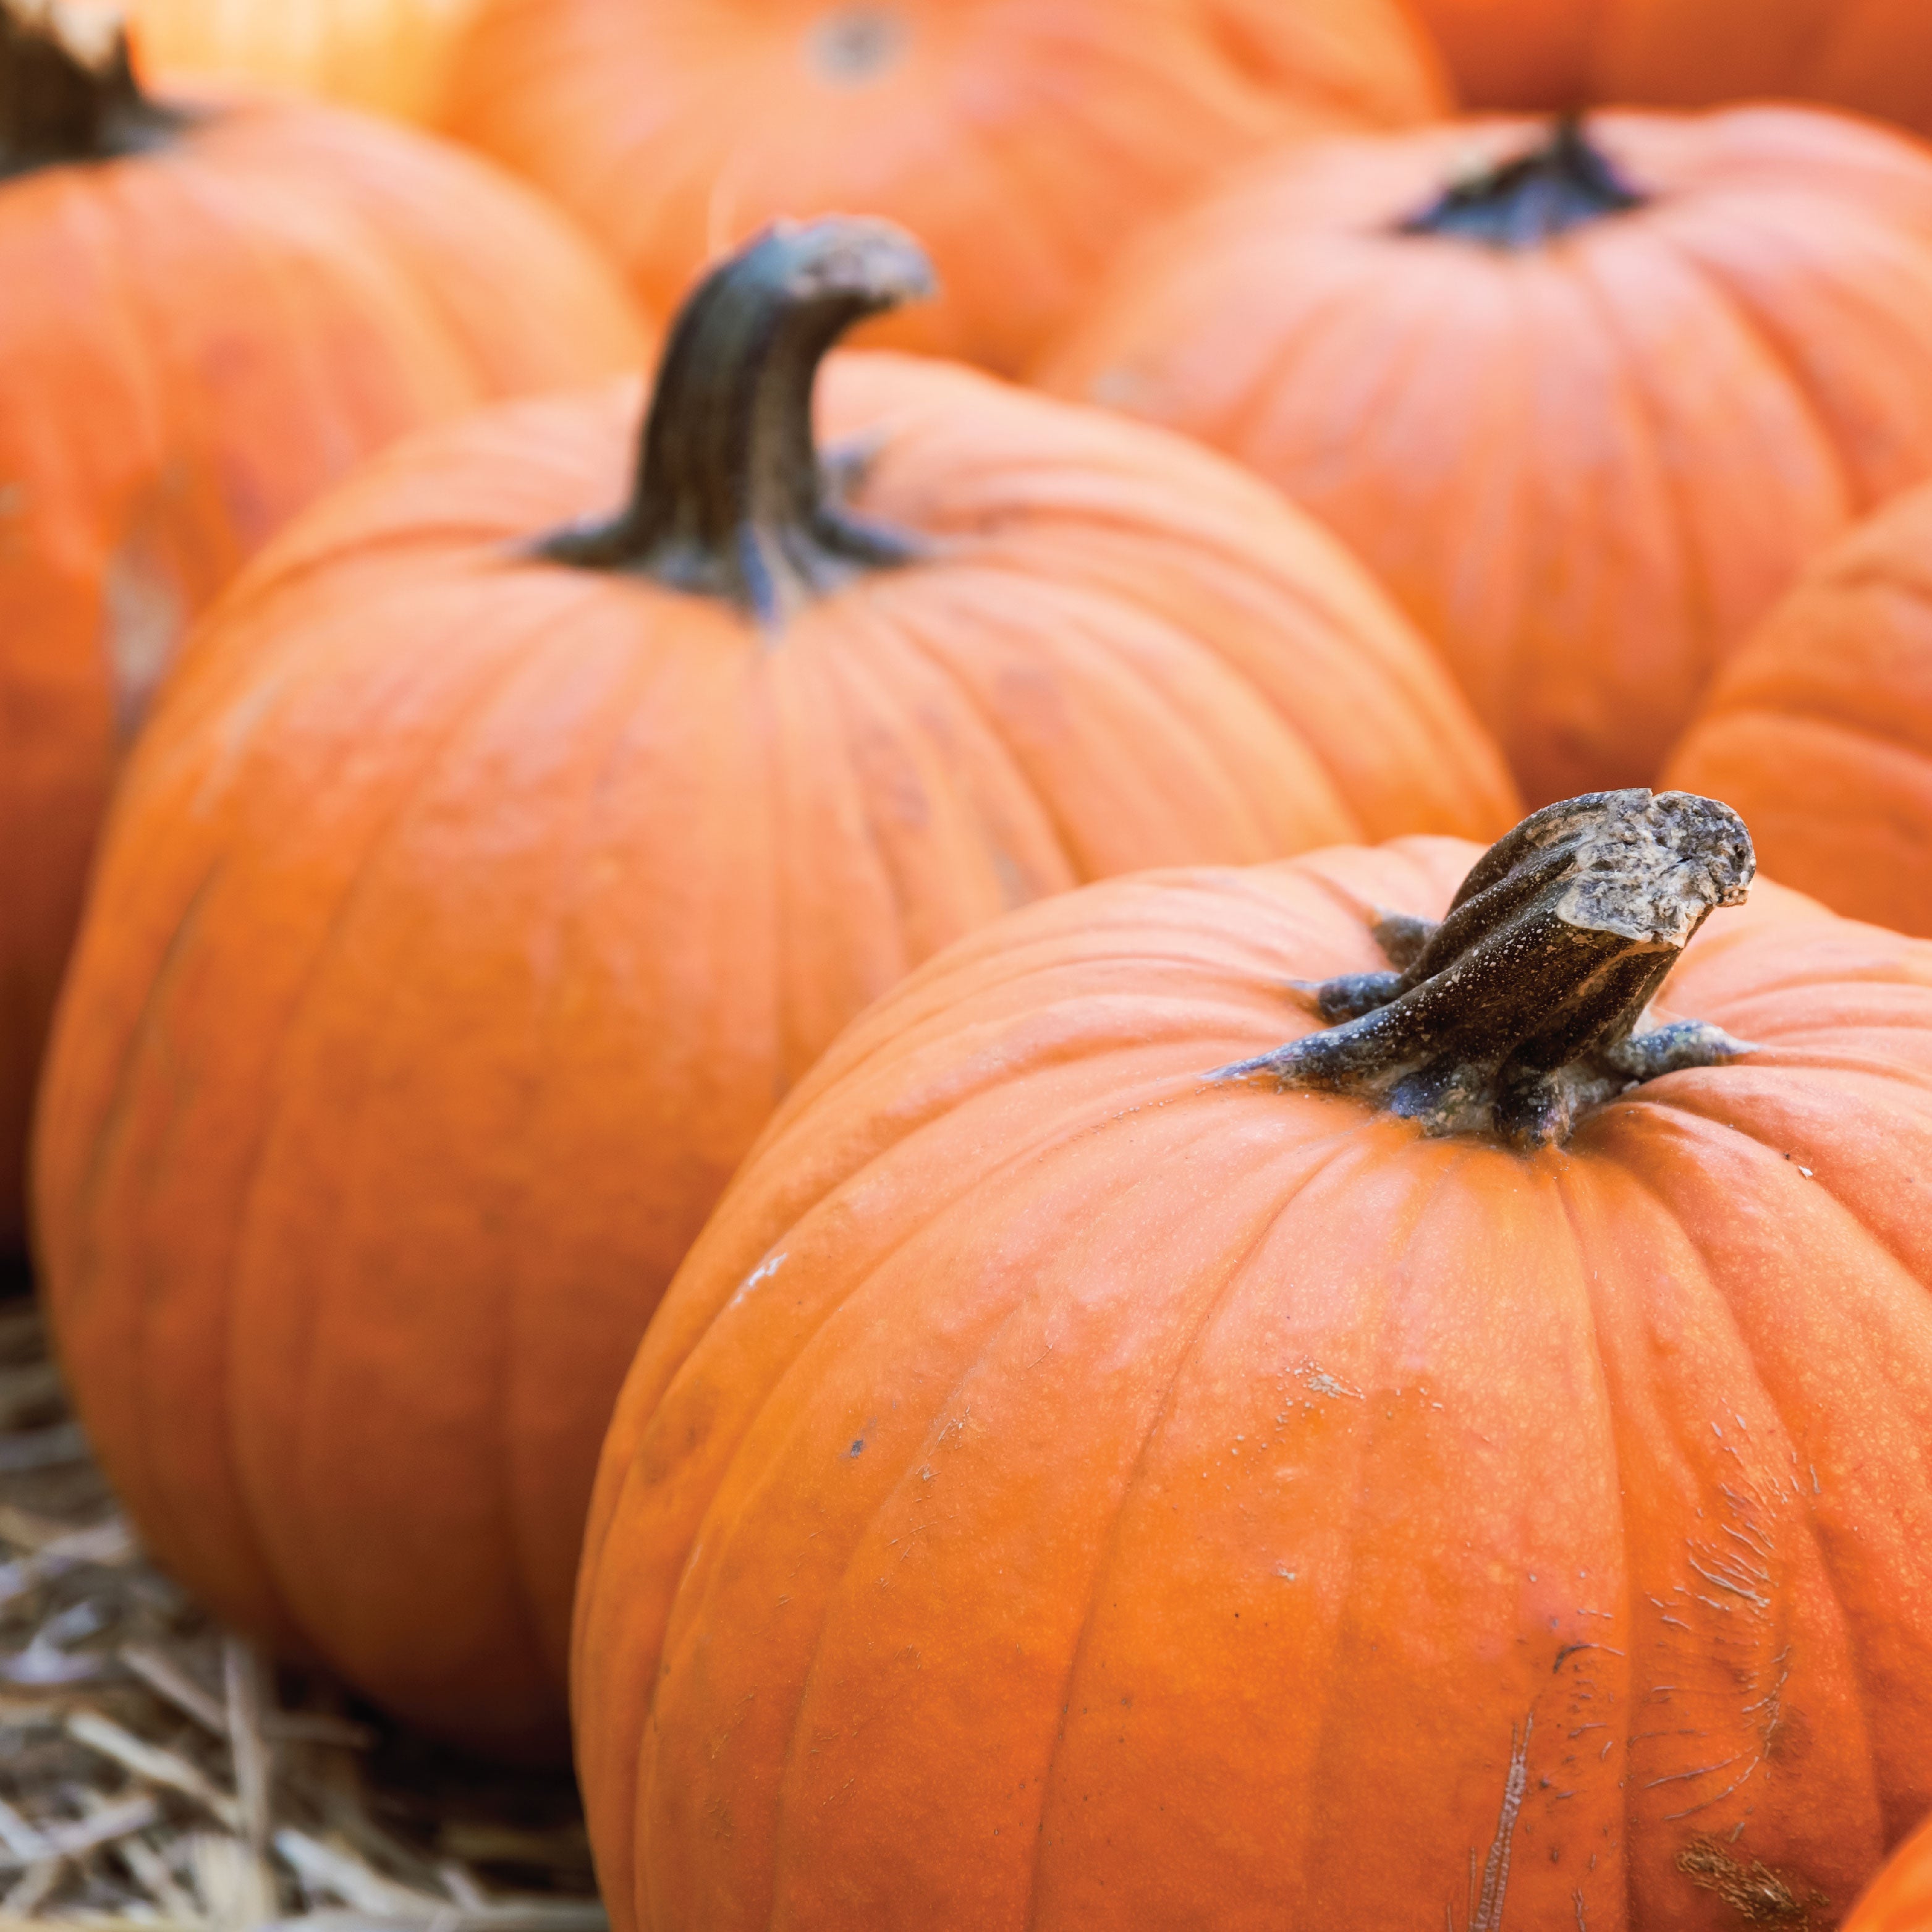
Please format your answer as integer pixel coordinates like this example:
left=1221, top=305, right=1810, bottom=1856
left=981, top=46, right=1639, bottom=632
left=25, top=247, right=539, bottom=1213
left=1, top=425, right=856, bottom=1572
left=1217, top=790, right=1757, bottom=1150
left=536, top=218, right=935, bottom=627
left=1402, top=116, right=1644, bottom=250
left=1, top=4, right=184, bottom=178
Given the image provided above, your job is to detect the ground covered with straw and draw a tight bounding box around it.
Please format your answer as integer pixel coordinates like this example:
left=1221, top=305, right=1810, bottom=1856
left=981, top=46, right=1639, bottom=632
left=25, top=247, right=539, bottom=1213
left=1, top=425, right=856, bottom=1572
left=0, top=1286, right=606, bottom=1932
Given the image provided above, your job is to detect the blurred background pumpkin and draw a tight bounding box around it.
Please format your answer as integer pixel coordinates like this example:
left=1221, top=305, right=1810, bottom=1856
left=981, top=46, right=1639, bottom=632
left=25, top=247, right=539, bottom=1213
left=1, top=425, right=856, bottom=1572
left=1414, top=0, right=1932, bottom=142
left=0, top=0, right=648, bottom=1256
left=438, top=0, right=1450, bottom=375
left=1042, top=106, right=1932, bottom=807
left=127, top=0, right=483, bottom=123
left=1667, top=477, right=1932, bottom=938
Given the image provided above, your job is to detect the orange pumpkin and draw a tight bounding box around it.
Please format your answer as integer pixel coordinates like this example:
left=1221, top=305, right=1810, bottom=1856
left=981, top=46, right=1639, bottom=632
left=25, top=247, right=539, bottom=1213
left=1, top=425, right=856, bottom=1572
left=33, top=219, right=1516, bottom=1755
left=575, top=787, right=1932, bottom=1931
left=439, top=0, right=1447, bottom=377
left=1666, top=480, right=1932, bottom=939
left=1041, top=108, right=1932, bottom=810
left=1414, top=0, right=1932, bottom=141
left=128, top=0, right=483, bottom=122
left=0, top=2, right=646, bottom=1253
left=1846, top=1811, right=1932, bottom=1931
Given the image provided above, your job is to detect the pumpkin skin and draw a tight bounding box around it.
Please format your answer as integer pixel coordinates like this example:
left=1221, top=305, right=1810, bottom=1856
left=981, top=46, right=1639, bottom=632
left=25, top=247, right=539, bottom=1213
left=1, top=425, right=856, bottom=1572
left=129, top=0, right=483, bottom=123
left=1413, top=0, right=1932, bottom=141
left=1845, top=1811, right=1932, bottom=1931
left=32, top=222, right=1516, bottom=1756
left=0, top=16, right=648, bottom=1253
left=438, top=0, right=1447, bottom=377
left=573, top=802, right=1932, bottom=1932
left=1666, top=481, right=1932, bottom=942
left=1041, top=107, right=1932, bottom=810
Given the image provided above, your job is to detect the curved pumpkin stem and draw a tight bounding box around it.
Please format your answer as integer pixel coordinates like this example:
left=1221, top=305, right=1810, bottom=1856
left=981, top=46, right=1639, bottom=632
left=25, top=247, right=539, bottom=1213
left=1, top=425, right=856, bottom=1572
left=539, top=216, right=936, bottom=626
left=1402, top=115, right=1645, bottom=249
left=0, top=2, right=182, bottom=177
left=1217, top=789, right=1758, bottom=1150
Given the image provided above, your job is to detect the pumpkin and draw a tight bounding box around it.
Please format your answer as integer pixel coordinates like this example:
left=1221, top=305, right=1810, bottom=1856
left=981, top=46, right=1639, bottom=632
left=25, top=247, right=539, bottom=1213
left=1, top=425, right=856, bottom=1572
left=1201, top=0, right=1449, bottom=121
left=1041, top=108, right=1932, bottom=810
left=32, top=218, right=1517, bottom=1755
left=127, top=0, right=483, bottom=123
left=0, top=2, right=646, bottom=1255
left=574, top=786, right=1932, bottom=1931
left=438, top=0, right=1447, bottom=378
left=1413, top=0, right=1932, bottom=142
left=1664, top=480, right=1932, bottom=941
left=1845, top=1811, right=1932, bottom=1931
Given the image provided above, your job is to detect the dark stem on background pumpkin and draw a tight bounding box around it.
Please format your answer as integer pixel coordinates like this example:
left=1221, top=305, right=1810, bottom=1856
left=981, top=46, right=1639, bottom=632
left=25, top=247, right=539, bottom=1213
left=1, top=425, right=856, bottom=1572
left=1216, top=790, right=1757, bottom=1150
left=0, top=2, right=184, bottom=177
left=1402, top=115, right=1645, bottom=249
left=538, top=216, right=936, bottom=625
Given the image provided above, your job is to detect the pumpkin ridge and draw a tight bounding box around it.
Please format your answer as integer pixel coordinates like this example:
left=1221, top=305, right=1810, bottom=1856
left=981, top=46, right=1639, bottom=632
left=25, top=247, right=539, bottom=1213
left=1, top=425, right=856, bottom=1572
left=1549, top=1164, right=1638, bottom=1915
left=1010, top=1123, right=1420, bottom=1932
left=213, top=606, right=576, bottom=1663
left=537, top=217, right=934, bottom=625
left=846, top=590, right=1088, bottom=895
left=1657, top=219, right=1862, bottom=520
left=1594, top=1122, right=1893, bottom=1838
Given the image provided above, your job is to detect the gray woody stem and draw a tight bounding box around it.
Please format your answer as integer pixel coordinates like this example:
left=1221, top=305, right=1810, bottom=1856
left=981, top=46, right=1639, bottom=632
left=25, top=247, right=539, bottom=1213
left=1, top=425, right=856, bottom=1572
left=1216, top=790, right=1758, bottom=1150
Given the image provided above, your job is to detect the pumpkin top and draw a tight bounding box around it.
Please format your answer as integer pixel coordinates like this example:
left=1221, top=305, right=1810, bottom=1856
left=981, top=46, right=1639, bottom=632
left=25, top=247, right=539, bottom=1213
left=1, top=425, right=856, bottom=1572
left=538, top=216, right=933, bottom=626
left=1402, top=114, right=1645, bottom=247
left=1, top=1, right=183, bottom=176
left=1218, top=788, right=1756, bottom=1146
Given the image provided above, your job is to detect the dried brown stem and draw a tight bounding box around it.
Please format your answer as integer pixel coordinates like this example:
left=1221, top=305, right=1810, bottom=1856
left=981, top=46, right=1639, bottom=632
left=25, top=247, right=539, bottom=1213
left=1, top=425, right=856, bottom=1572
left=1402, top=115, right=1645, bottom=250
left=1217, top=789, right=1757, bottom=1149
left=0, top=2, right=183, bottom=177
left=538, top=216, right=935, bottom=626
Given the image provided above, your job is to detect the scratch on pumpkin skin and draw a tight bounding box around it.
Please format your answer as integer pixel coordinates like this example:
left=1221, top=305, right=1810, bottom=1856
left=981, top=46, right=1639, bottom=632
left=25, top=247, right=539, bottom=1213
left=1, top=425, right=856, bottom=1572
left=1450, top=1716, right=1532, bottom=1932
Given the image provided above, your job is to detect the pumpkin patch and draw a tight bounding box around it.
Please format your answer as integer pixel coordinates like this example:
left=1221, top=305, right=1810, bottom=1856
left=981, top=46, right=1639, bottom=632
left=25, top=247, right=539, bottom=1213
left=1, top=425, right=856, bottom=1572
left=31, top=216, right=1512, bottom=1756
left=11, top=1, right=1932, bottom=1923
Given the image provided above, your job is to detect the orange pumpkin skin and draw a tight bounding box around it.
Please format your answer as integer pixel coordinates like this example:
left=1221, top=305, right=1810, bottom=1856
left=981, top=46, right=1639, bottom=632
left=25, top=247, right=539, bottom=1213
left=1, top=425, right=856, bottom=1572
left=438, top=0, right=1444, bottom=377
left=1413, top=0, right=1932, bottom=140
left=129, top=0, right=483, bottom=123
left=1041, top=108, right=1932, bottom=810
left=1666, top=482, right=1932, bottom=941
left=33, top=260, right=1516, bottom=1753
left=1846, top=1812, right=1932, bottom=1931
left=574, top=816, right=1932, bottom=1931
left=0, top=32, right=649, bottom=1254
left=1201, top=0, right=1450, bottom=122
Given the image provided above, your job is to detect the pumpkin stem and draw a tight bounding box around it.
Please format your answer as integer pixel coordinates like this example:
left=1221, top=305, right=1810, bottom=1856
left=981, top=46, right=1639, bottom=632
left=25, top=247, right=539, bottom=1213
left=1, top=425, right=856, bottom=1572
left=0, top=2, right=183, bottom=177
left=1402, top=114, right=1645, bottom=249
left=538, top=216, right=936, bottom=625
left=1216, top=790, right=1758, bottom=1150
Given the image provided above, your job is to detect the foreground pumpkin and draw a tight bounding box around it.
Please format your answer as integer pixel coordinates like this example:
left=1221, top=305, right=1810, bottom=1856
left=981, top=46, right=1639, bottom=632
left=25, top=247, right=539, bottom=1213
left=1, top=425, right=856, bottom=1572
left=1041, top=108, right=1932, bottom=808
left=1413, top=0, right=1932, bottom=140
left=1846, top=1812, right=1932, bottom=1931
left=0, top=2, right=646, bottom=1253
left=129, top=0, right=482, bottom=122
left=439, top=0, right=1446, bottom=376
left=33, top=219, right=1515, bottom=1754
left=575, top=787, right=1932, bottom=1930
left=1666, top=480, right=1932, bottom=940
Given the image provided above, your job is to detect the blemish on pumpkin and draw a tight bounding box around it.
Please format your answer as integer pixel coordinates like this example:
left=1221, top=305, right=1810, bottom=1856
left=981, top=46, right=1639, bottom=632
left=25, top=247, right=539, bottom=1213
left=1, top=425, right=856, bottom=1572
left=1676, top=1836, right=1826, bottom=1926
left=810, top=6, right=905, bottom=83
left=102, top=532, right=188, bottom=742
left=1451, top=1716, right=1531, bottom=1932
